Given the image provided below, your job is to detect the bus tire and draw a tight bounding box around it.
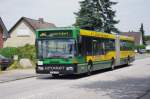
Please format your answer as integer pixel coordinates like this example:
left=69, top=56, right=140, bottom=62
left=87, top=61, right=93, bottom=76
left=127, top=56, right=130, bottom=66
left=111, top=58, right=115, bottom=70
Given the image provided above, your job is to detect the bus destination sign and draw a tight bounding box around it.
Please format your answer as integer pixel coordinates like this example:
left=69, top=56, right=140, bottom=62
left=40, top=32, right=72, bottom=38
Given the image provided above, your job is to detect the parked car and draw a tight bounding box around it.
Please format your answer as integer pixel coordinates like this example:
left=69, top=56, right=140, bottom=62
left=138, top=49, right=146, bottom=54
left=0, top=55, right=12, bottom=71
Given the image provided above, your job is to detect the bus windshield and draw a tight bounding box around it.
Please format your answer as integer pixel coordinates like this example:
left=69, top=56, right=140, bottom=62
left=38, top=39, right=76, bottom=58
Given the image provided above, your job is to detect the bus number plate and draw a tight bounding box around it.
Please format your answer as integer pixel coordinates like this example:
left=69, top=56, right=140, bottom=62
left=50, top=71, right=59, bottom=74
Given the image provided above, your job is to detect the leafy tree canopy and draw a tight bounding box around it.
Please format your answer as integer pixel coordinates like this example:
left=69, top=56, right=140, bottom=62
left=74, top=0, right=119, bottom=33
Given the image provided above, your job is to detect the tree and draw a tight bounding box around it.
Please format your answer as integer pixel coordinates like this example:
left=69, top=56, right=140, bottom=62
left=145, top=35, right=150, bottom=41
left=139, top=23, right=146, bottom=45
left=74, top=0, right=119, bottom=33
left=99, top=0, right=119, bottom=33
left=74, top=0, right=102, bottom=30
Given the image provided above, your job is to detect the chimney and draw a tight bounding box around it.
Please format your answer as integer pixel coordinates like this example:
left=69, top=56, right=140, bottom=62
left=38, top=18, right=44, bottom=23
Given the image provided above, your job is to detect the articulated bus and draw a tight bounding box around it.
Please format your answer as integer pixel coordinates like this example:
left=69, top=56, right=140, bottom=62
left=35, top=27, right=135, bottom=76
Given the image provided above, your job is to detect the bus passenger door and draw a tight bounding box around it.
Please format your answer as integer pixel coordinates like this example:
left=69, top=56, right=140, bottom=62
left=92, top=39, right=102, bottom=61
left=92, top=39, right=106, bottom=61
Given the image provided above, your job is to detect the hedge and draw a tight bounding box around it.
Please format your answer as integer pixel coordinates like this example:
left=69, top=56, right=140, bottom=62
left=0, top=47, right=18, bottom=58
left=0, top=44, right=36, bottom=61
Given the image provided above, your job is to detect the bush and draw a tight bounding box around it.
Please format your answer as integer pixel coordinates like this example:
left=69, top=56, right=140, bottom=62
left=17, top=44, right=36, bottom=61
left=0, top=44, right=36, bottom=60
left=0, top=47, right=18, bottom=58
left=135, top=45, right=146, bottom=50
left=0, top=44, right=36, bottom=69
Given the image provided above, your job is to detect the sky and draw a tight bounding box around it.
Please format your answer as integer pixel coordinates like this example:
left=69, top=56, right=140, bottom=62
left=0, top=0, right=150, bottom=35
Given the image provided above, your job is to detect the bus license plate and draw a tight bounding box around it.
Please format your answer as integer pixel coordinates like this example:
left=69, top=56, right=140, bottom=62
left=50, top=71, right=59, bottom=74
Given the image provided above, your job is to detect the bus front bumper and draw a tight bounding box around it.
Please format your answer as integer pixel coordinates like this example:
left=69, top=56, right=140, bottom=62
left=36, top=64, right=77, bottom=75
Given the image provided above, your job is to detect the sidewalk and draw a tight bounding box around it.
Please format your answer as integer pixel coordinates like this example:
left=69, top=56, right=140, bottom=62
left=140, top=91, right=150, bottom=99
left=135, top=53, right=150, bottom=60
left=0, top=69, right=36, bottom=83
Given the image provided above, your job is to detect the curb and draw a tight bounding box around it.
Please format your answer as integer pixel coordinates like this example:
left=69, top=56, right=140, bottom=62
left=0, top=75, right=37, bottom=83
left=138, top=89, right=150, bottom=99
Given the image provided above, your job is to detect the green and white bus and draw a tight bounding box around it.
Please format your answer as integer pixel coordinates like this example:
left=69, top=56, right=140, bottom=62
left=35, top=27, right=135, bottom=76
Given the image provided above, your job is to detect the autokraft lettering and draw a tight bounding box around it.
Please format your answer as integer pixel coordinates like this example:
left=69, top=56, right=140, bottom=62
left=45, top=66, right=65, bottom=70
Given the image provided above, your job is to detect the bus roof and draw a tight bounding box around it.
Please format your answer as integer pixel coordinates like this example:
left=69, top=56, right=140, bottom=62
left=36, top=27, right=134, bottom=41
left=119, top=35, right=134, bottom=41
left=80, top=29, right=116, bottom=39
left=36, top=27, right=77, bottom=32
left=80, top=29, right=134, bottom=41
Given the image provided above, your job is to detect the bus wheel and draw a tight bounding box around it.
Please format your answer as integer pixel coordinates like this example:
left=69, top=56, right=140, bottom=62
left=87, top=62, right=93, bottom=76
left=127, top=56, right=130, bottom=66
left=111, top=58, right=115, bottom=70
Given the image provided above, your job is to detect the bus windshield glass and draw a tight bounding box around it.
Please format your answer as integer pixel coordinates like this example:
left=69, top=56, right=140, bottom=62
left=38, top=39, right=76, bottom=58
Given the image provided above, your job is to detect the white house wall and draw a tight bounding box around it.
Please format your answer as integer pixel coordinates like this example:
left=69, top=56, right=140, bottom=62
left=146, top=45, right=150, bottom=50
left=140, top=34, right=143, bottom=45
left=4, top=21, right=35, bottom=47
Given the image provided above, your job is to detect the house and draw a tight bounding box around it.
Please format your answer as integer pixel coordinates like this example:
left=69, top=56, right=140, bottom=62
left=146, top=40, right=150, bottom=48
left=121, top=31, right=143, bottom=45
left=145, top=36, right=150, bottom=51
left=4, top=17, right=56, bottom=47
left=0, top=17, right=8, bottom=48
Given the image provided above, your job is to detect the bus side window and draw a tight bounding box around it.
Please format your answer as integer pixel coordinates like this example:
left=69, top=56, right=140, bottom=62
left=84, top=37, right=92, bottom=56
left=99, top=41, right=105, bottom=55
left=104, top=39, right=115, bottom=53
left=78, top=42, right=82, bottom=56
left=78, top=37, right=87, bottom=56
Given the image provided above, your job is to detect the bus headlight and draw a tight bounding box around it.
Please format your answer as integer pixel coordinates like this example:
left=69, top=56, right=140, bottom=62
left=38, top=61, right=43, bottom=65
left=38, top=66, right=44, bottom=70
left=66, top=67, right=74, bottom=71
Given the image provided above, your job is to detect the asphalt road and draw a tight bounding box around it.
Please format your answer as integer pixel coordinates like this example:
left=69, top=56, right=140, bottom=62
left=0, top=57, right=150, bottom=99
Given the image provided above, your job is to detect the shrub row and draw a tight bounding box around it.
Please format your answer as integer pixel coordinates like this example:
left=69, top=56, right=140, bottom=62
left=0, top=44, right=36, bottom=61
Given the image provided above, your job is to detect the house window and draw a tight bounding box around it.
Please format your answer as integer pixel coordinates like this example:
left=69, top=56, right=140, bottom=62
left=17, top=29, right=30, bottom=36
